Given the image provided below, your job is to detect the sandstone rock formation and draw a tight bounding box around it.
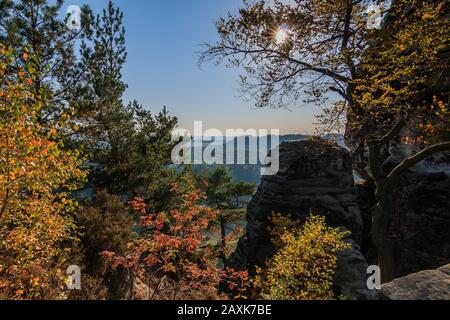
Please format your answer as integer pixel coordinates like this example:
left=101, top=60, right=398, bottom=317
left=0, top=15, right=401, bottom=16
left=389, top=172, right=450, bottom=277
left=380, top=264, right=450, bottom=300
left=229, top=139, right=450, bottom=300
left=229, top=140, right=376, bottom=300
left=334, top=233, right=378, bottom=300
left=354, top=166, right=450, bottom=278
left=246, top=140, right=363, bottom=265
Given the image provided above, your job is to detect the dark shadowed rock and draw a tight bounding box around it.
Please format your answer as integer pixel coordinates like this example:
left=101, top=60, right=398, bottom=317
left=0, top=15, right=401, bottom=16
left=334, top=232, right=378, bottom=300
left=346, top=119, right=450, bottom=279
left=354, top=171, right=450, bottom=278
left=390, top=172, right=450, bottom=277
left=380, top=264, right=450, bottom=300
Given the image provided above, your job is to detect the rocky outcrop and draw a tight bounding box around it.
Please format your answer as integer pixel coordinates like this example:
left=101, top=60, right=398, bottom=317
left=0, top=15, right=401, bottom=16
left=334, top=233, right=378, bottom=300
left=355, top=170, right=450, bottom=277
left=229, top=140, right=376, bottom=299
left=345, top=111, right=450, bottom=277
left=380, top=264, right=450, bottom=300
left=238, top=140, right=363, bottom=265
left=390, top=172, right=450, bottom=277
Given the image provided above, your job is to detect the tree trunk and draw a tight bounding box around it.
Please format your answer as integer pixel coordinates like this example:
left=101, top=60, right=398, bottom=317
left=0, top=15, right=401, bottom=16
left=219, top=214, right=227, bottom=267
left=106, top=266, right=134, bottom=300
left=371, top=180, right=396, bottom=283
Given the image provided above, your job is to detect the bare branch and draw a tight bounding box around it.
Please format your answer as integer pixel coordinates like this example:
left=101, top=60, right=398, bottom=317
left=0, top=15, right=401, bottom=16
left=329, top=86, right=349, bottom=101
left=387, top=142, right=450, bottom=181
left=376, top=110, right=409, bottom=145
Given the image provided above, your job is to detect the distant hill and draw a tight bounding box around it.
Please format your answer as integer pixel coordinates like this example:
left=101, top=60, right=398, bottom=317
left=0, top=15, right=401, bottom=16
left=190, top=134, right=326, bottom=184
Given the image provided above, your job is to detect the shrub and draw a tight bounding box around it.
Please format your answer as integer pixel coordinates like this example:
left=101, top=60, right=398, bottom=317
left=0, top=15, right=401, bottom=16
left=102, top=183, right=248, bottom=300
left=254, top=215, right=350, bottom=300
left=74, top=190, right=135, bottom=275
left=0, top=47, right=87, bottom=299
left=68, top=190, right=135, bottom=300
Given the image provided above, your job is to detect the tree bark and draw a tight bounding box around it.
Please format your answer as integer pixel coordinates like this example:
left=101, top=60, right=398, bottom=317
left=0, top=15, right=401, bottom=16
left=367, top=139, right=397, bottom=283
left=371, top=180, right=396, bottom=283
left=219, top=213, right=227, bottom=267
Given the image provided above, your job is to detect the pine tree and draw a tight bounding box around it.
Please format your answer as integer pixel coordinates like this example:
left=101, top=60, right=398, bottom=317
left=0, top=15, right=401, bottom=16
left=76, top=1, right=178, bottom=195
left=78, top=0, right=127, bottom=112
left=198, top=167, right=255, bottom=265
left=0, top=0, right=90, bottom=123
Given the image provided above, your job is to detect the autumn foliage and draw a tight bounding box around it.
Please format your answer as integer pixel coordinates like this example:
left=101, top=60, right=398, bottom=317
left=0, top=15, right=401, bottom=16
left=102, top=183, right=247, bottom=300
left=353, top=1, right=450, bottom=141
left=254, top=215, right=350, bottom=300
left=0, top=46, right=86, bottom=299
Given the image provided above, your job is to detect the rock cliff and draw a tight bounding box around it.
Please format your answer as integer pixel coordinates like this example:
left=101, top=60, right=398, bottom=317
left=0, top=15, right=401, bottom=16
left=388, top=172, right=450, bottom=277
left=355, top=171, right=450, bottom=278
left=228, top=140, right=377, bottom=300
left=229, top=138, right=450, bottom=300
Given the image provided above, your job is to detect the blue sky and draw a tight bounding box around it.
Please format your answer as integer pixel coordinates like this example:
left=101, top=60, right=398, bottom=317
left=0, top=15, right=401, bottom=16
left=64, top=0, right=318, bottom=134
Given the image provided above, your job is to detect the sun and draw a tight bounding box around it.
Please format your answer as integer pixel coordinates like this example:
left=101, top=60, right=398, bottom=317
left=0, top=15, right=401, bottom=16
left=275, top=27, right=289, bottom=45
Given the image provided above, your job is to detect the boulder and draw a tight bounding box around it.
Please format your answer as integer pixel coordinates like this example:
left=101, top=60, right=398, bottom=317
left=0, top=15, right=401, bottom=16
left=380, top=264, right=450, bottom=300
